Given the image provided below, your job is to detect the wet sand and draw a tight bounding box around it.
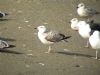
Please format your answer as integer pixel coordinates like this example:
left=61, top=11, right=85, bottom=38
left=0, top=0, right=100, bottom=75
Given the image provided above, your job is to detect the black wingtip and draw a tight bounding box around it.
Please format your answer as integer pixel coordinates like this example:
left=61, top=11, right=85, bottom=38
left=96, top=11, right=100, bottom=14
left=8, top=45, right=16, bottom=48
left=3, top=45, right=16, bottom=49
left=64, top=36, right=72, bottom=39
left=76, top=6, right=78, bottom=8
left=62, top=36, right=72, bottom=42
left=63, top=36, right=72, bottom=42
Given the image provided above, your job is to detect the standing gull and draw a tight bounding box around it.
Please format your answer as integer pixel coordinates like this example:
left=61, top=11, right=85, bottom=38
left=77, top=20, right=91, bottom=47
left=89, top=31, right=100, bottom=59
left=35, top=25, right=71, bottom=53
left=77, top=3, right=100, bottom=20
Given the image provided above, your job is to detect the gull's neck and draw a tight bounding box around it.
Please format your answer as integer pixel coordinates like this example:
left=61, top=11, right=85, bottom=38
left=38, top=29, right=48, bottom=34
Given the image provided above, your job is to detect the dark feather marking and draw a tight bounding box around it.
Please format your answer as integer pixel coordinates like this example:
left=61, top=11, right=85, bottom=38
left=45, top=31, right=71, bottom=42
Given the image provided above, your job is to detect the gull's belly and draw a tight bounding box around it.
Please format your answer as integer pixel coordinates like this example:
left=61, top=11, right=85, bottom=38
left=38, top=34, right=54, bottom=45
left=79, top=30, right=90, bottom=38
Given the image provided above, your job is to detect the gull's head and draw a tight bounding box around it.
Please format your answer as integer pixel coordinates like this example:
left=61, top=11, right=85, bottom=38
left=77, top=3, right=85, bottom=8
left=36, top=25, right=47, bottom=33
left=92, top=31, right=100, bottom=37
left=70, top=18, right=79, bottom=30
left=70, top=18, right=79, bottom=23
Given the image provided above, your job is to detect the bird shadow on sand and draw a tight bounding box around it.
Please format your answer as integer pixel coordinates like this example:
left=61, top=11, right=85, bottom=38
left=0, top=50, right=23, bottom=54
left=0, top=19, right=10, bottom=21
left=0, top=45, right=23, bottom=54
left=0, top=37, right=16, bottom=41
left=57, top=51, right=93, bottom=58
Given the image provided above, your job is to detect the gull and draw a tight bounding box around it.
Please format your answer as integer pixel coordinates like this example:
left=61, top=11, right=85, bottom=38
left=77, top=20, right=91, bottom=47
left=35, top=25, right=71, bottom=53
left=0, top=40, right=9, bottom=49
left=0, top=11, right=8, bottom=18
left=77, top=3, right=100, bottom=20
left=89, top=31, right=100, bottom=60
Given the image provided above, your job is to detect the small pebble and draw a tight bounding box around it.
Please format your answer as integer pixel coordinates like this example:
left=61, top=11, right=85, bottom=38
left=18, top=26, right=22, bottom=29
left=25, top=20, right=29, bottom=23
left=27, top=54, right=33, bottom=56
left=39, top=63, right=45, bottom=66
left=63, top=49, right=70, bottom=52
left=17, top=10, right=23, bottom=13
left=43, top=22, right=48, bottom=25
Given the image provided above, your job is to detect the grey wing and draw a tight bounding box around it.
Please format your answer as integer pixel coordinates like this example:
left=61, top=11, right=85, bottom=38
left=45, top=31, right=64, bottom=42
left=86, top=7, right=99, bottom=15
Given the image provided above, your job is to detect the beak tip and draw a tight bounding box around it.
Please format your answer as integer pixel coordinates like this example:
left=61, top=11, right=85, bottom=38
left=34, top=28, right=37, bottom=29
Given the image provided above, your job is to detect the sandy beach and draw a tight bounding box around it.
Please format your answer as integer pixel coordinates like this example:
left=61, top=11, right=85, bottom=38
left=0, top=0, right=100, bottom=75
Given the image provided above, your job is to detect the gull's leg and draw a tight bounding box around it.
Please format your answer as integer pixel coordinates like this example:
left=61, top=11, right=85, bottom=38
left=95, top=50, right=98, bottom=59
left=85, top=40, right=89, bottom=48
left=45, top=46, right=52, bottom=53
left=91, top=50, right=100, bottom=60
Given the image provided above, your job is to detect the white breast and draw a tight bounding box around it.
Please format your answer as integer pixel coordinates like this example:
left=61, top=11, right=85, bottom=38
left=38, top=32, right=54, bottom=45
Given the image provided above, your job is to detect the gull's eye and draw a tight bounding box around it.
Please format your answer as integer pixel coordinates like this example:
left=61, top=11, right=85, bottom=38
left=80, top=4, right=84, bottom=7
